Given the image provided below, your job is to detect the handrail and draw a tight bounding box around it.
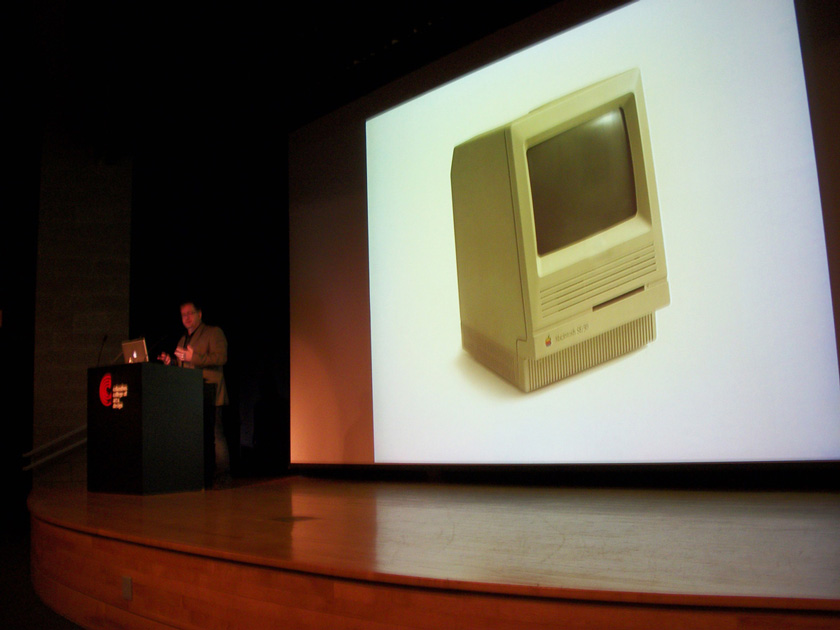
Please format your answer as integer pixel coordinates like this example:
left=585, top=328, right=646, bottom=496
left=22, top=425, right=87, bottom=458
left=22, top=424, right=87, bottom=472
left=23, top=439, right=87, bottom=471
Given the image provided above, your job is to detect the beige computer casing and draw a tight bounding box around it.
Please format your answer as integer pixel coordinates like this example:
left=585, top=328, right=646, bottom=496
left=450, top=69, right=669, bottom=392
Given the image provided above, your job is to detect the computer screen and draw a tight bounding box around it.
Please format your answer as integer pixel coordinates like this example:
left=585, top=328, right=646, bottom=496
left=529, top=107, right=636, bottom=254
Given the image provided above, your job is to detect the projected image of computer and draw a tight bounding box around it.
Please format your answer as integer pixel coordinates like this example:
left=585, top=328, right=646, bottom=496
left=451, top=69, right=668, bottom=392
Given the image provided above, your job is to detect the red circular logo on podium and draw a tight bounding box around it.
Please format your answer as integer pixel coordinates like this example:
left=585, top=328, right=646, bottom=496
left=99, top=373, right=112, bottom=407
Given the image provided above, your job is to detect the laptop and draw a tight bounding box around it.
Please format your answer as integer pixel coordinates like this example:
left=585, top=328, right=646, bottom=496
left=122, top=338, right=149, bottom=364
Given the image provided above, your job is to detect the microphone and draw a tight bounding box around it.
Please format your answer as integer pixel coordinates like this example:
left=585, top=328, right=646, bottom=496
left=96, top=334, right=108, bottom=367
left=110, top=348, right=125, bottom=364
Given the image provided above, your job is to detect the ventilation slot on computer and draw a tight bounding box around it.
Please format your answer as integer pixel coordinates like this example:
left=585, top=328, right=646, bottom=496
left=525, top=313, right=655, bottom=391
left=539, top=244, right=656, bottom=318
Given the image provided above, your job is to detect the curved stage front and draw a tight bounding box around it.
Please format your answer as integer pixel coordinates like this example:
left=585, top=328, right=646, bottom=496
left=29, top=476, right=840, bottom=629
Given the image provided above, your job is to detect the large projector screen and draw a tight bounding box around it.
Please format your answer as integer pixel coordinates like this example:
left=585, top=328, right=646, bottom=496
left=290, top=0, right=840, bottom=469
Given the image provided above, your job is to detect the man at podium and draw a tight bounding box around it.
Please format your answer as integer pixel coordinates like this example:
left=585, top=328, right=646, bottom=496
left=158, top=300, right=230, bottom=485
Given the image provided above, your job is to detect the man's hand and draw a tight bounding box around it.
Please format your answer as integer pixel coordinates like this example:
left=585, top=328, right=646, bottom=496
left=174, top=345, right=194, bottom=363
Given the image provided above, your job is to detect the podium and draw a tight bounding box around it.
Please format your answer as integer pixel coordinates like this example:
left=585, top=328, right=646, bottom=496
left=87, top=363, right=206, bottom=494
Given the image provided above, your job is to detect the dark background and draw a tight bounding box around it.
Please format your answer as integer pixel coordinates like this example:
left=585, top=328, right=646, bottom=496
left=2, top=0, right=590, bottom=534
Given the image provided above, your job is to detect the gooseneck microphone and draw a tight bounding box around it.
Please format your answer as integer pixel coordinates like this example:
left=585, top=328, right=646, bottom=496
left=96, top=334, right=108, bottom=367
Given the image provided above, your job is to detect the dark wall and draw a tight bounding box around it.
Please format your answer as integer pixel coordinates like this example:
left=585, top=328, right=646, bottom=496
left=12, top=0, right=288, bottom=506
left=1, top=0, right=41, bottom=536
left=130, top=110, right=287, bottom=475
left=125, top=5, right=287, bottom=475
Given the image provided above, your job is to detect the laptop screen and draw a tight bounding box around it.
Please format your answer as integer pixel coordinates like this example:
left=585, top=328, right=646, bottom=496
left=122, top=338, right=149, bottom=364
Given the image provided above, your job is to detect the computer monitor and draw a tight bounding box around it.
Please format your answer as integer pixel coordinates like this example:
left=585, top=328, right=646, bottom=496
left=451, top=69, right=669, bottom=392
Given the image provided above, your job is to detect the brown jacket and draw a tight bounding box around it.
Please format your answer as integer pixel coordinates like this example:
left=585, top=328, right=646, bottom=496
left=176, top=323, right=228, bottom=406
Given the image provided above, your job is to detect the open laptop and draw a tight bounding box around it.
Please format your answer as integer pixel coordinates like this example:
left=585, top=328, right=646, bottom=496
left=121, top=338, right=149, bottom=364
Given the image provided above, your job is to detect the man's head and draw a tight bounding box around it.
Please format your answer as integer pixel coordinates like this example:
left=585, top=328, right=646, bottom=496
left=180, top=302, right=202, bottom=334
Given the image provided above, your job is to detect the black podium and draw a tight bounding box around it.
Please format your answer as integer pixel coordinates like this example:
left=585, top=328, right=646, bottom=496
left=87, top=363, right=206, bottom=494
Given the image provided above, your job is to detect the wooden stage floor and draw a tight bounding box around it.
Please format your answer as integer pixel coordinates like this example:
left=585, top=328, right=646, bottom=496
left=28, top=475, right=840, bottom=629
